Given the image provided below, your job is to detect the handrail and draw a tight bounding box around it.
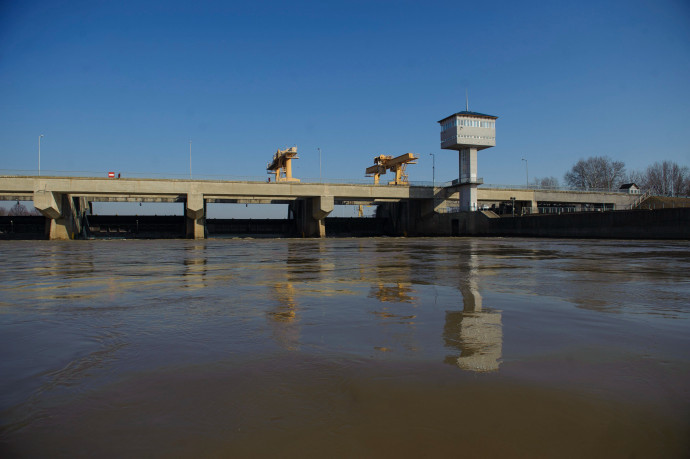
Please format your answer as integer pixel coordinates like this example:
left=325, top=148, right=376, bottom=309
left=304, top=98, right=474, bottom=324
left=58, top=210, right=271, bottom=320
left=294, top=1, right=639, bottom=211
left=631, top=189, right=653, bottom=209
left=0, top=169, right=658, bottom=195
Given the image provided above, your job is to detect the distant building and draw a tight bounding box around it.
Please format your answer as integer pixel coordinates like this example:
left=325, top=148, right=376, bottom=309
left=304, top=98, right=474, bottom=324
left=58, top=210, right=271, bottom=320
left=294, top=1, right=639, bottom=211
left=619, top=183, right=641, bottom=194
left=438, top=109, right=498, bottom=211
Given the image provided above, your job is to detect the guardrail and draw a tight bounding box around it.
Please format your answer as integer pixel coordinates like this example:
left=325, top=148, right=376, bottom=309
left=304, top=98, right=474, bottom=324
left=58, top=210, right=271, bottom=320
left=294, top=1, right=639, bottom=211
left=0, top=169, right=444, bottom=187
left=479, top=183, right=631, bottom=194
left=0, top=169, right=648, bottom=194
left=0, top=169, right=272, bottom=182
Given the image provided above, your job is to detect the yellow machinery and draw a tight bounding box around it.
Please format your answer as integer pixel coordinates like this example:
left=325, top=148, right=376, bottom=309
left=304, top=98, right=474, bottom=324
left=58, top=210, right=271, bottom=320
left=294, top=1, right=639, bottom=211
left=365, top=153, right=417, bottom=185
left=267, top=147, right=300, bottom=182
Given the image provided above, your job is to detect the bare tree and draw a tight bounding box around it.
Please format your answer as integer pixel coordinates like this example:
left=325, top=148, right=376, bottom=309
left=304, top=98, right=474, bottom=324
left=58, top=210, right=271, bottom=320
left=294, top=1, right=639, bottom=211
left=642, top=161, right=689, bottom=196
left=626, top=169, right=646, bottom=187
left=531, top=176, right=560, bottom=189
left=8, top=202, right=31, bottom=216
left=564, top=156, right=626, bottom=190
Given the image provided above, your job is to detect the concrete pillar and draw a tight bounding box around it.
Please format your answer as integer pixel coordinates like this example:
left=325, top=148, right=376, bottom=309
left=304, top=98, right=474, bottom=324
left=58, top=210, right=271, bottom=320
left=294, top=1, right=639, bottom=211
left=291, top=196, right=333, bottom=237
left=34, top=190, right=83, bottom=240
left=459, top=147, right=478, bottom=184
left=185, top=193, right=205, bottom=239
left=308, top=196, right=333, bottom=237
left=34, top=189, right=62, bottom=219
left=312, top=195, right=334, bottom=220
left=458, top=185, right=478, bottom=211
left=458, top=148, right=478, bottom=211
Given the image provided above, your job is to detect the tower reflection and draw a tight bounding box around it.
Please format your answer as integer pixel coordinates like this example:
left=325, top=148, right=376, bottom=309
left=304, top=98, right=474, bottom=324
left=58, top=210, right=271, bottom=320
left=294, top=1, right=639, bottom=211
left=443, top=243, right=502, bottom=372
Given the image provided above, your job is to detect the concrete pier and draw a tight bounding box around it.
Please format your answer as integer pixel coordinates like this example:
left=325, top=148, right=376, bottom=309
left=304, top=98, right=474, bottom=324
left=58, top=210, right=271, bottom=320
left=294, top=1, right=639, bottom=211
left=288, top=196, right=334, bottom=237
left=185, top=193, right=205, bottom=239
left=33, top=190, right=86, bottom=240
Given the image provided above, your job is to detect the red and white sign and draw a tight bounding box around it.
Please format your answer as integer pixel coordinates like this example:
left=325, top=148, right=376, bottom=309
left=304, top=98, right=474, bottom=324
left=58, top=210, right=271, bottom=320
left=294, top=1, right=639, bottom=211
left=108, top=172, right=115, bottom=178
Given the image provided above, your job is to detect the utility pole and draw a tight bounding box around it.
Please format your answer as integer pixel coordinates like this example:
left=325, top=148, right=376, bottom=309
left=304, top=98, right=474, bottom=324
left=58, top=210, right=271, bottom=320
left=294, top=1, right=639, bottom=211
left=429, top=153, right=435, bottom=187
left=189, top=140, right=192, bottom=179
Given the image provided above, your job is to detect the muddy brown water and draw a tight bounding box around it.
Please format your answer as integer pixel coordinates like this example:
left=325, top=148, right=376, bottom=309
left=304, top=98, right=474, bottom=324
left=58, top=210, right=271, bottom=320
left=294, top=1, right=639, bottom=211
left=1, top=238, right=688, bottom=457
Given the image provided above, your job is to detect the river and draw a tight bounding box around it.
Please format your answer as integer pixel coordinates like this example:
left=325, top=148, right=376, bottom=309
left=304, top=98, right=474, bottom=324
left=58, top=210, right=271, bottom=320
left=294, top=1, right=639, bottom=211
left=1, top=238, right=688, bottom=457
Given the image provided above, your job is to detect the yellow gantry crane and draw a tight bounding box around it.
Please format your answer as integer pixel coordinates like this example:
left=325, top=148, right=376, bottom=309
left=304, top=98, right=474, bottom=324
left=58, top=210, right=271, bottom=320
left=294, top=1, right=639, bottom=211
left=267, top=147, right=300, bottom=182
left=365, top=153, right=418, bottom=185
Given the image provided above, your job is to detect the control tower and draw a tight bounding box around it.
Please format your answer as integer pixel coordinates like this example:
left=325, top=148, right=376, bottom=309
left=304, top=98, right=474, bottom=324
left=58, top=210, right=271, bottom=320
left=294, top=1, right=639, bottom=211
left=438, top=108, right=497, bottom=211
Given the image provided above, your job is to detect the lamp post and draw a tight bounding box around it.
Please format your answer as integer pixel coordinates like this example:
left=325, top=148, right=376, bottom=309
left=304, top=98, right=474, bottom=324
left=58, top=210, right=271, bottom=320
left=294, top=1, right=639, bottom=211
left=38, top=134, right=44, bottom=176
left=429, top=153, right=435, bottom=187
left=317, top=147, right=322, bottom=181
left=521, top=157, right=529, bottom=187
left=189, top=140, right=192, bottom=179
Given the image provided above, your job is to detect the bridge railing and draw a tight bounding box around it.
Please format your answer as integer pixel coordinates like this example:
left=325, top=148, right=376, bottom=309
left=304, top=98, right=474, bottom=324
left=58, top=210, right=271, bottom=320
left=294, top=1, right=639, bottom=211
left=0, top=169, right=272, bottom=182
left=0, top=169, right=635, bottom=193
left=0, top=169, right=444, bottom=187
left=479, top=183, right=632, bottom=194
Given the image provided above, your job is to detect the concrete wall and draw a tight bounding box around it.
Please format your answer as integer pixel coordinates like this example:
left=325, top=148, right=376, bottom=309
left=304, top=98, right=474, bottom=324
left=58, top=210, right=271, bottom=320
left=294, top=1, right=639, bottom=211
left=87, top=215, right=185, bottom=239
left=0, top=216, right=46, bottom=239
left=385, top=200, right=689, bottom=239
left=207, top=219, right=295, bottom=237
left=459, top=208, right=690, bottom=239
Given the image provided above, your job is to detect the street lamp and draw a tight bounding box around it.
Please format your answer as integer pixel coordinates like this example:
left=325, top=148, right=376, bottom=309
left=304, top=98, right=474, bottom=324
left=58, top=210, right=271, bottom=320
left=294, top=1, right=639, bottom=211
left=521, top=157, right=529, bottom=187
left=429, top=153, right=435, bottom=187
left=317, top=147, right=322, bottom=181
left=38, top=135, right=44, bottom=176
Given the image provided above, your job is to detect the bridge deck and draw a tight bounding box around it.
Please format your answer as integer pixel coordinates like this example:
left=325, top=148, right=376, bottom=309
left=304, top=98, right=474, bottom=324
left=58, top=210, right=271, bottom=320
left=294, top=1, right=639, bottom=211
left=0, top=176, right=431, bottom=203
left=1, top=175, right=635, bottom=206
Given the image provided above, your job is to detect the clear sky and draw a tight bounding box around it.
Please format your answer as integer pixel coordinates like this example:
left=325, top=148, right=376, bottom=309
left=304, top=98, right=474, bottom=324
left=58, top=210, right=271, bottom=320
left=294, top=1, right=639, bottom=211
left=1, top=0, right=689, bottom=189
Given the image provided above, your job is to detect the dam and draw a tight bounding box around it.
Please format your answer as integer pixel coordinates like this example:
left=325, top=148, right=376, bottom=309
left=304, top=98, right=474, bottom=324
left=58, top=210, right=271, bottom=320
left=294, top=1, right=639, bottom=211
left=0, top=174, right=654, bottom=240
left=2, top=107, right=684, bottom=240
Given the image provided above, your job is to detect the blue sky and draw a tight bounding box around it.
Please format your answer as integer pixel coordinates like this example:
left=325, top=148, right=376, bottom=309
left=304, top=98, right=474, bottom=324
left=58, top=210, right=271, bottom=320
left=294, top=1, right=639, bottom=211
left=2, top=0, right=689, bottom=189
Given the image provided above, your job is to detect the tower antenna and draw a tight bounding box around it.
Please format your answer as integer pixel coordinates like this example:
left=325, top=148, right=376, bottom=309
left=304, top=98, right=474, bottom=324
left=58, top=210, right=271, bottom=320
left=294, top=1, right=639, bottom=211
left=465, top=89, right=469, bottom=111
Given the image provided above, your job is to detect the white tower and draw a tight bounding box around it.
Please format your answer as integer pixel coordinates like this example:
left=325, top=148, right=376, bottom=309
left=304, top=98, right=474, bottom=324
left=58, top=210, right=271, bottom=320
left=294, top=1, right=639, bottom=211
left=438, top=109, right=497, bottom=211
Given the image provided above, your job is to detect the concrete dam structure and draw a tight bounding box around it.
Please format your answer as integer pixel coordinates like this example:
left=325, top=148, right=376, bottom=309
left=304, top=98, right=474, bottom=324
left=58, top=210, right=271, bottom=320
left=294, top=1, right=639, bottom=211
left=3, top=105, right=684, bottom=240
left=0, top=175, right=658, bottom=240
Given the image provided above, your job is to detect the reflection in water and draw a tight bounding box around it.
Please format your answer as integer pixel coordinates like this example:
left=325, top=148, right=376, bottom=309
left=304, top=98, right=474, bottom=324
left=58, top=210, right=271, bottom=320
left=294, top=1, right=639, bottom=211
left=268, top=283, right=298, bottom=321
left=267, top=282, right=300, bottom=351
left=0, top=239, right=688, bottom=456
left=369, top=282, right=415, bottom=303
left=264, top=241, right=315, bottom=351
left=443, top=310, right=502, bottom=372
left=367, top=242, right=420, bottom=353
left=444, top=243, right=502, bottom=372
left=183, top=243, right=208, bottom=290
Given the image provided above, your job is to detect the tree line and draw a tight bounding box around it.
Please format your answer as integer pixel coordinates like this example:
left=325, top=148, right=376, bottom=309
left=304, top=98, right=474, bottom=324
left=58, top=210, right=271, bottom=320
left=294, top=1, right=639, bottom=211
left=0, top=202, right=42, bottom=216
left=531, top=156, right=690, bottom=196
